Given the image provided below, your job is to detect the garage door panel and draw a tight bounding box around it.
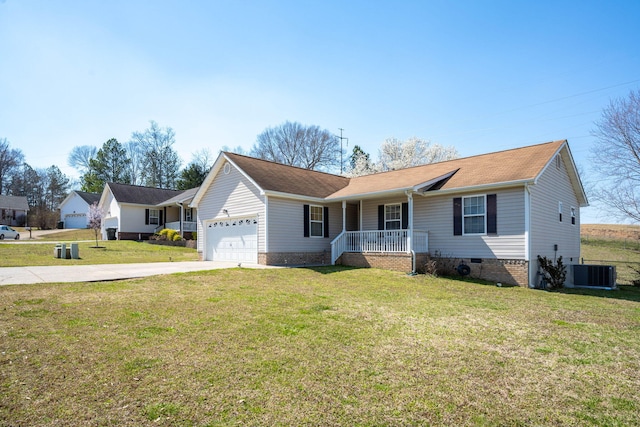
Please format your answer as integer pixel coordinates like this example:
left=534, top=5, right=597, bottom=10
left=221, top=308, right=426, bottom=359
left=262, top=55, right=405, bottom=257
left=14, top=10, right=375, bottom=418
left=206, top=217, right=257, bottom=263
left=64, top=213, right=86, bottom=229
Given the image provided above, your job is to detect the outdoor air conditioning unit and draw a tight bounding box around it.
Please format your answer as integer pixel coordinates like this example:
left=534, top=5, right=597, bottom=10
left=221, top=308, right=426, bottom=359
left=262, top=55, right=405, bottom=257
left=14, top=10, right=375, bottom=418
left=573, top=265, right=616, bottom=288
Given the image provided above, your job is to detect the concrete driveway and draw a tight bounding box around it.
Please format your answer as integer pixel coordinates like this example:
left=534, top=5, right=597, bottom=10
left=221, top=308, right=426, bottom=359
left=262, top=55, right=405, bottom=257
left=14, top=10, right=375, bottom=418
left=0, top=261, right=277, bottom=286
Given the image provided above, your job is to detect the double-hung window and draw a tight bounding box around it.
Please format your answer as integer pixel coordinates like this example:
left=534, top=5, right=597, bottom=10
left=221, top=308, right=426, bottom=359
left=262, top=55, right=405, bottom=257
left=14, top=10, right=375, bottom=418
left=385, top=204, right=401, bottom=230
left=463, top=195, right=486, bottom=235
left=149, top=209, right=160, bottom=225
left=309, top=205, right=324, bottom=237
left=185, top=208, right=193, bottom=222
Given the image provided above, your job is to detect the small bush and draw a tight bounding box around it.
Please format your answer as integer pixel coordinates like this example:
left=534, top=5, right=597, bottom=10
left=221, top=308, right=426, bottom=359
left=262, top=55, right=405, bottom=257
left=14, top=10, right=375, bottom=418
left=537, top=255, right=567, bottom=290
left=155, top=229, right=182, bottom=242
left=423, top=253, right=438, bottom=276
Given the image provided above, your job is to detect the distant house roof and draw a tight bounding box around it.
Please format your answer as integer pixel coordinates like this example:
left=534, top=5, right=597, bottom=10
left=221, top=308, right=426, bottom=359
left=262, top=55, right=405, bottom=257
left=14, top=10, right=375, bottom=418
left=0, top=195, right=29, bottom=211
left=195, top=140, right=588, bottom=207
left=106, top=182, right=186, bottom=205
left=75, top=191, right=101, bottom=206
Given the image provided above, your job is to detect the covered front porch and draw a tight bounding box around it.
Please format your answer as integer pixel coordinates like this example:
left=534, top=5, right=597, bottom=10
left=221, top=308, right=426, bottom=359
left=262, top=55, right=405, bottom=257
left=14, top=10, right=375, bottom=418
left=329, top=194, right=429, bottom=270
left=331, top=229, right=429, bottom=264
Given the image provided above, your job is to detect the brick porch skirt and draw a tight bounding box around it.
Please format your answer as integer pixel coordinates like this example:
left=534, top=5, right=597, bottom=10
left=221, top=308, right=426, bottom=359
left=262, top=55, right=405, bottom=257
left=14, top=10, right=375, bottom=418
left=338, top=252, right=529, bottom=287
left=258, top=252, right=331, bottom=266
left=426, top=255, right=529, bottom=287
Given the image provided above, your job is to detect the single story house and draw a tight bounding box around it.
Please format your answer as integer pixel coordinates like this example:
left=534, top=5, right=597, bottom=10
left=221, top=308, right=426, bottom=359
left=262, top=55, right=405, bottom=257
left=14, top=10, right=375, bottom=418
left=191, top=140, right=588, bottom=287
left=99, top=182, right=198, bottom=240
left=0, top=195, right=29, bottom=226
left=58, top=190, right=101, bottom=228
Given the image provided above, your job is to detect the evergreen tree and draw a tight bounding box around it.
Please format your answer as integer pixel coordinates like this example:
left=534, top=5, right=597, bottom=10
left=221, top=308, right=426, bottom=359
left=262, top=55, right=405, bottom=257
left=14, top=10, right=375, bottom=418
left=81, top=138, right=131, bottom=192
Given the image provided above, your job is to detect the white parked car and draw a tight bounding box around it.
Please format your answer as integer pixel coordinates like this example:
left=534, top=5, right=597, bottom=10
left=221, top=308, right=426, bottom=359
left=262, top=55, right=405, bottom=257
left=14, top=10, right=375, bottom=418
left=0, top=225, right=20, bottom=240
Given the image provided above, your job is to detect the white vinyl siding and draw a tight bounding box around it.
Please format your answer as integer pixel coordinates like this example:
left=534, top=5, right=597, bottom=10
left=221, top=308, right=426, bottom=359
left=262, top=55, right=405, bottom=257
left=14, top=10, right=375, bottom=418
left=60, top=193, right=91, bottom=227
left=415, top=187, right=526, bottom=259
left=360, top=196, right=407, bottom=230
left=196, top=161, right=265, bottom=255
left=529, top=153, right=581, bottom=266
left=268, top=197, right=341, bottom=252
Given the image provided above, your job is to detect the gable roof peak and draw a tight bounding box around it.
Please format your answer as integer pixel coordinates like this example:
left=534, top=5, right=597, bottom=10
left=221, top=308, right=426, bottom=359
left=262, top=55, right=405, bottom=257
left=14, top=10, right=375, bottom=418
left=223, top=152, right=346, bottom=179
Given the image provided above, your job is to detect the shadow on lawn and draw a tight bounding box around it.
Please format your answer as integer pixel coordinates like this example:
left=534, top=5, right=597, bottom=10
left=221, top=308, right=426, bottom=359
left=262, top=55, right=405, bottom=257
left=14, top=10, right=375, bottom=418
left=558, top=285, right=640, bottom=302
left=305, top=265, right=364, bottom=274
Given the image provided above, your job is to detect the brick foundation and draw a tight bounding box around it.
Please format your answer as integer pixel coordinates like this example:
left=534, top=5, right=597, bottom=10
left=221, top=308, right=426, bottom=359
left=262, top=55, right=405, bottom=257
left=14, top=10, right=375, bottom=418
left=117, top=232, right=154, bottom=241
left=259, top=252, right=331, bottom=266
left=339, top=252, right=413, bottom=272
left=428, top=256, right=529, bottom=287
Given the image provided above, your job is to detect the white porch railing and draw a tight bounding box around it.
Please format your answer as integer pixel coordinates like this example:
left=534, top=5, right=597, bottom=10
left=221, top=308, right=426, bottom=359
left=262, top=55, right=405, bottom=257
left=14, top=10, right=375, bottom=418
left=164, top=221, right=197, bottom=232
left=331, top=230, right=429, bottom=264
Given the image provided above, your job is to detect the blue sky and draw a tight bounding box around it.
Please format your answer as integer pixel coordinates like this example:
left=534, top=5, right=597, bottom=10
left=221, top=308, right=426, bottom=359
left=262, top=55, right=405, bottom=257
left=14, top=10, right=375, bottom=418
left=1, top=1, right=639, bottom=223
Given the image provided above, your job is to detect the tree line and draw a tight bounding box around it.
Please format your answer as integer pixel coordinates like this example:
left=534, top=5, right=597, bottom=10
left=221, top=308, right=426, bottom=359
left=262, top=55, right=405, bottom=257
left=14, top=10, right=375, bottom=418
left=8, top=87, right=637, bottom=232
left=69, top=120, right=209, bottom=193
left=0, top=119, right=460, bottom=229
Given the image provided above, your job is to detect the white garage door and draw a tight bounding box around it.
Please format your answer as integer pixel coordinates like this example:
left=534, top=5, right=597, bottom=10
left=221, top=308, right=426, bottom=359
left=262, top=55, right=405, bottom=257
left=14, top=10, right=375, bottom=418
left=206, top=216, right=258, bottom=263
left=64, top=213, right=87, bottom=229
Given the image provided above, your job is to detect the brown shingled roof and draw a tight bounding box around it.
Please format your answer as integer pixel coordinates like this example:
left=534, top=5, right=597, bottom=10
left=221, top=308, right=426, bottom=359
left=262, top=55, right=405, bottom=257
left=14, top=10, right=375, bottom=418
left=221, top=140, right=568, bottom=201
left=225, top=153, right=350, bottom=198
left=328, top=140, right=566, bottom=198
left=107, top=182, right=186, bottom=205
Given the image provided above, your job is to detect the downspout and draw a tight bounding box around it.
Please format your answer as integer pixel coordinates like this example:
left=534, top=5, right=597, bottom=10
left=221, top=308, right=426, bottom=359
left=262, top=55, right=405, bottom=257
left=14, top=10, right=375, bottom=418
left=525, top=183, right=533, bottom=287
left=406, top=191, right=416, bottom=275
left=175, top=202, right=184, bottom=238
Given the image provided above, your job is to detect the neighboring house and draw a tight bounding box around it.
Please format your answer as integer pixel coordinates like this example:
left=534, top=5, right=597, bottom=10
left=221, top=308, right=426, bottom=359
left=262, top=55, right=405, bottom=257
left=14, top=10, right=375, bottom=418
left=98, top=182, right=198, bottom=240
left=191, top=140, right=588, bottom=287
left=0, top=195, right=29, bottom=226
left=58, top=191, right=101, bottom=228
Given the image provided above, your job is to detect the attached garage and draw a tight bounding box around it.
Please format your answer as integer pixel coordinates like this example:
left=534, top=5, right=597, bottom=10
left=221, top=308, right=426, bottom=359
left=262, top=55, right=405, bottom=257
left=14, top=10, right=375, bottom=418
left=205, top=216, right=258, bottom=263
left=64, top=213, right=87, bottom=229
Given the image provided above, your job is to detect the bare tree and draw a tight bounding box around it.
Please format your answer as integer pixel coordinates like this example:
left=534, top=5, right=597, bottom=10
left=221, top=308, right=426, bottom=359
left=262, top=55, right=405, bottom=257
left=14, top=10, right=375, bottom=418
left=124, top=140, right=144, bottom=186
left=251, top=121, right=341, bottom=171
left=87, top=202, right=103, bottom=247
left=0, top=138, right=25, bottom=195
left=130, top=121, right=182, bottom=189
left=67, top=145, right=97, bottom=174
left=591, top=90, right=640, bottom=222
left=220, top=145, right=247, bottom=156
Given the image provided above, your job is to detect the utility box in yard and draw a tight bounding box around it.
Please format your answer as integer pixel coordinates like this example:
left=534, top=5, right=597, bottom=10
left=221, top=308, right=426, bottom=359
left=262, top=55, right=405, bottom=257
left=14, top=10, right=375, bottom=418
left=573, top=264, right=616, bottom=289
left=70, top=243, right=79, bottom=259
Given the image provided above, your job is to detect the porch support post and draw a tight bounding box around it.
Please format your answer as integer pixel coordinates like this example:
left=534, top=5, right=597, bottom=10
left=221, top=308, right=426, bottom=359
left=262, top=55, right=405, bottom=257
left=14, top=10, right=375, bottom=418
left=342, top=200, right=346, bottom=233
left=179, top=203, right=184, bottom=238
left=406, top=191, right=413, bottom=253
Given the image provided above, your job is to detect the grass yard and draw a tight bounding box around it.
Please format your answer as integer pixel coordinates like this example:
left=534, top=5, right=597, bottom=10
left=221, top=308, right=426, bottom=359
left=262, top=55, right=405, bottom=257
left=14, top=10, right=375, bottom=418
left=1, top=267, right=639, bottom=426
left=581, top=224, right=640, bottom=285
left=0, top=240, right=198, bottom=267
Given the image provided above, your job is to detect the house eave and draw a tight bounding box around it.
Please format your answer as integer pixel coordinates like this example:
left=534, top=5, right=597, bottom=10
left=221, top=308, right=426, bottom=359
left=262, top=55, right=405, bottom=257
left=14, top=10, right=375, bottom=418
left=419, top=179, right=534, bottom=197
left=263, top=190, right=329, bottom=204
left=325, top=187, right=415, bottom=202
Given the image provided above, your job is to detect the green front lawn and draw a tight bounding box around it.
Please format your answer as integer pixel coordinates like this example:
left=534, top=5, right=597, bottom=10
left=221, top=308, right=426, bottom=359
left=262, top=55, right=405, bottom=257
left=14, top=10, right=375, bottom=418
left=1, top=267, right=639, bottom=426
left=0, top=240, right=198, bottom=267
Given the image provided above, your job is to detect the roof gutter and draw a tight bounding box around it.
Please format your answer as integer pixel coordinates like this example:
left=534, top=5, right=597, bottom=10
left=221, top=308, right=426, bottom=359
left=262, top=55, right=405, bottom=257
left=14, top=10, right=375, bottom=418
left=325, top=187, right=416, bottom=202
left=418, top=179, right=534, bottom=198
left=262, top=190, right=331, bottom=204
